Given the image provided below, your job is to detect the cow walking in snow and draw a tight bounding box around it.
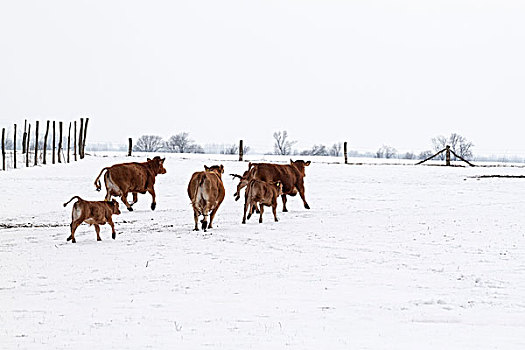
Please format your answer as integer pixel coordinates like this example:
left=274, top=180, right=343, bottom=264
left=242, top=179, right=282, bottom=224
left=93, top=156, right=166, bottom=211
left=187, top=165, right=225, bottom=232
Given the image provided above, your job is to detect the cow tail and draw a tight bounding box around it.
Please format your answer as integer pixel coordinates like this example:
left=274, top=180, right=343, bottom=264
left=63, top=196, right=82, bottom=207
left=94, top=167, right=109, bottom=192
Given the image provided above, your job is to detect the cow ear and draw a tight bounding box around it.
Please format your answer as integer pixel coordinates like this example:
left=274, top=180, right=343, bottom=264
left=220, top=165, right=224, bottom=173
left=147, top=158, right=151, bottom=161
left=290, top=159, right=293, bottom=164
left=305, top=161, right=311, bottom=166
left=162, top=158, right=165, bottom=162
left=204, top=165, right=209, bottom=171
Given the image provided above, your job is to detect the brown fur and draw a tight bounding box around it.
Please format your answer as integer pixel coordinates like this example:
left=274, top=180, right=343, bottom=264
left=242, top=180, right=282, bottom=224
left=233, top=159, right=311, bottom=212
left=94, top=156, right=166, bottom=211
left=187, top=165, right=225, bottom=232
left=63, top=196, right=121, bottom=243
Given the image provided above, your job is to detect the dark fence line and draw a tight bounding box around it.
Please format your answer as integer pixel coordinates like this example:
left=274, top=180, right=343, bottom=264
left=0, top=118, right=89, bottom=172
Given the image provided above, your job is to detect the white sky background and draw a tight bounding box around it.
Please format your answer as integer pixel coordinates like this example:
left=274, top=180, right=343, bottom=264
left=1, top=1, right=524, bottom=155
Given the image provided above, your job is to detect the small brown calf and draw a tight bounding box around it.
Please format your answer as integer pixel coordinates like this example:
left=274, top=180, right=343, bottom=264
left=242, top=179, right=282, bottom=224
left=63, top=196, right=121, bottom=243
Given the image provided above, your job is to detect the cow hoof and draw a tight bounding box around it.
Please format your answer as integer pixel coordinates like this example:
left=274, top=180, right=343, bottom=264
left=112, top=233, right=116, bottom=239
left=127, top=207, right=134, bottom=212
left=259, top=219, right=263, bottom=224
left=235, top=196, right=240, bottom=201
left=151, top=203, right=156, bottom=211
left=275, top=218, right=279, bottom=222
left=304, top=203, right=310, bottom=209
left=97, top=238, right=102, bottom=241
left=242, top=220, right=246, bottom=224
left=193, top=228, right=199, bottom=231
left=66, top=236, right=72, bottom=241
left=72, top=239, right=76, bottom=243
left=283, top=208, right=288, bottom=213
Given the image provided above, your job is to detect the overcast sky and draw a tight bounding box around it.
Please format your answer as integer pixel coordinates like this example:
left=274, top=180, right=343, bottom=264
left=1, top=1, right=524, bottom=155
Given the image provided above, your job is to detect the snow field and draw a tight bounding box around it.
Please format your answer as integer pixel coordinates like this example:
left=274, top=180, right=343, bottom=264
left=1, top=154, right=525, bottom=349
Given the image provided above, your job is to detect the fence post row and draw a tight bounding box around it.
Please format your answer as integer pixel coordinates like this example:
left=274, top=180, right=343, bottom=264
left=79, top=118, right=84, bottom=159
left=58, top=121, right=63, bottom=163
left=52, top=121, right=56, bottom=164
left=34, top=121, right=39, bottom=166
left=1, top=128, right=5, bottom=171
left=26, top=123, right=31, bottom=167
left=74, top=121, right=77, bottom=161
left=13, top=124, right=17, bottom=169
left=67, top=122, right=71, bottom=163
left=239, top=140, right=243, bottom=161
left=43, top=121, right=49, bottom=165
left=344, top=142, right=348, bottom=164
left=82, top=118, right=89, bottom=158
left=22, top=120, right=27, bottom=154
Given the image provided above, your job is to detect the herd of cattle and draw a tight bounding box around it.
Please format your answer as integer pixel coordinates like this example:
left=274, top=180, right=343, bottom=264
left=63, top=156, right=311, bottom=243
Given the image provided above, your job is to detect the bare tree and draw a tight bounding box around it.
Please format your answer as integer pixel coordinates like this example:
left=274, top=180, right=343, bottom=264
left=301, top=144, right=329, bottom=156
left=432, top=135, right=448, bottom=160
left=165, top=132, right=192, bottom=153
left=376, top=145, right=397, bottom=159
left=402, top=152, right=416, bottom=160
left=418, top=150, right=433, bottom=159
left=273, top=130, right=296, bottom=155
left=431, top=133, right=474, bottom=160
left=187, top=144, right=205, bottom=154
left=133, top=135, right=164, bottom=152
left=329, top=143, right=342, bottom=157
left=221, top=144, right=250, bottom=155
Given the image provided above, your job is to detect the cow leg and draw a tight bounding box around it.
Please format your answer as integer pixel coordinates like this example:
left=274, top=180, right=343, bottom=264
left=67, top=220, right=82, bottom=243
left=297, top=183, right=310, bottom=209
left=108, top=218, right=117, bottom=239
left=259, top=205, right=264, bottom=223
left=130, top=192, right=139, bottom=207
left=148, top=188, right=157, bottom=211
left=242, top=200, right=249, bottom=224
left=208, top=207, right=219, bottom=229
left=193, top=209, right=200, bottom=231
left=272, top=200, right=279, bottom=222
left=120, top=193, right=133, bottom=211
left=281, top=195, right=288, bottom=212
left=94, top=224, right=102, bottom=241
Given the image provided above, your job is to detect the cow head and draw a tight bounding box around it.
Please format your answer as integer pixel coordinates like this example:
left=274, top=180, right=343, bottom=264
left=204, top=165, right=224, bottom=178
left=147, top=156, right=167, bottom=175
left=290, top=159, right=311, bottom=176
left=111, top=199, right=121, bottom=215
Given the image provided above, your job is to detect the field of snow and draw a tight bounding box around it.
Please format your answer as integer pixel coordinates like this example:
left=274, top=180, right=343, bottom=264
left=1, top=153, right=525, bottom=349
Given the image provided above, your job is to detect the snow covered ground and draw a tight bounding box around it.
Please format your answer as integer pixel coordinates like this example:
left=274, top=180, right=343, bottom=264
left=1, top=153, right=525, bottom=349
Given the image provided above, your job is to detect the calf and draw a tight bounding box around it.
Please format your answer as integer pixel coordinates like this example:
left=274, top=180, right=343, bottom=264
left=63, top=196, right=121, bottom=243
left=242, top=179, right=282, bottom=224
left=187, top=165, right=225, bottom=232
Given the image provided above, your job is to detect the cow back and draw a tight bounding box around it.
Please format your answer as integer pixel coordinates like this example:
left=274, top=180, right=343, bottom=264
left=108, top=163, right=153, bottom=193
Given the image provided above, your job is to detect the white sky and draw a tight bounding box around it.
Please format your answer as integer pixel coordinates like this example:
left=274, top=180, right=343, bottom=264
left=1, top=1, right=525, bottom=155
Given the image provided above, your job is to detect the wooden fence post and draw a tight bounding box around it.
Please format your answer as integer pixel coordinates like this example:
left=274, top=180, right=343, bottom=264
left=58, top=121, right=63, bottom=163
left=82, top=117, right=89, bottom=157
left=239, top=140, right=243, bottom=161
left=43, top=121, right=49, bottom=164
left=34, top=121, right=39, bottom=166
left=22, top=120, right=27, bottom=154
left=344, top=142, right=348, bottom=164
left=13, top=124, right=17, bottom=169
left=74, top=121, right=77, bottom=161
left=26, top=124, right=31, bottom=167
left=67, top=122, right=71, bottom=163
left=128, top=138, right=132, bottom=156
left=446, top=145, right=451, bottom=166
left=1, top=128, right=5, bottom=171
left=79, top=118, right=84, bottom=159
left=52, top=121, right=56, bottom=164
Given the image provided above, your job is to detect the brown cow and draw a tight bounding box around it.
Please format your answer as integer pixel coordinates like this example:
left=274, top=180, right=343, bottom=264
left=187, top=165, right=225, bottom=232
left=242, top=179, right=282, bottom=224
left=63, top=196, right=121, bottom=243
left=232, top=159, right=311, bottom=212
left=94, top=156, right=166, bottom=211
